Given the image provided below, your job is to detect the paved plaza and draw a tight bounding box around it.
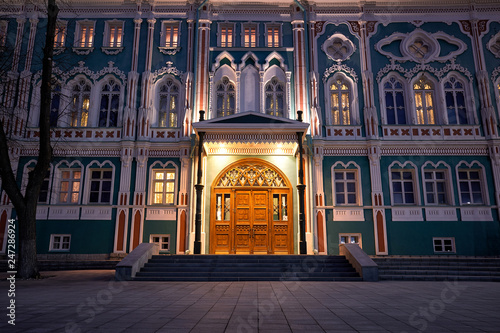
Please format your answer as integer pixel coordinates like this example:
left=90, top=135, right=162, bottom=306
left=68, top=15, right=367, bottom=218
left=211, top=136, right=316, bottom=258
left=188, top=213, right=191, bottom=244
left=1, top=270, right=499, bottom=332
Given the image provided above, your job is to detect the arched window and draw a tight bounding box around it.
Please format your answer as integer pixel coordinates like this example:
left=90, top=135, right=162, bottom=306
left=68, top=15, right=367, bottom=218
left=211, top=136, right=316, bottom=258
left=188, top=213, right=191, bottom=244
left=444, top=76, right=467, bottom=125
left=158, top=78, right=179, bottom=128
left=50, top=83, right=61, bottom=127
left=99, top=79, right=120, bottom=127
left=384, top=77, right=406, bottom=125
left=216, top=76, right=235, bottom=117
left=329, top=76, right=351, bottom=125
left=265, top=77, right=284, bottom=117
left=70, top=79, right=91, bottom=127
left=414, top=75, right=435, bottom=125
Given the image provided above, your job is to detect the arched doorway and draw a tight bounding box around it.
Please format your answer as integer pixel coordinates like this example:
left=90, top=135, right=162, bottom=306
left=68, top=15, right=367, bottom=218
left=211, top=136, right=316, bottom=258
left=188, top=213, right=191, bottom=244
left=210, top=158, right=293, bottom=254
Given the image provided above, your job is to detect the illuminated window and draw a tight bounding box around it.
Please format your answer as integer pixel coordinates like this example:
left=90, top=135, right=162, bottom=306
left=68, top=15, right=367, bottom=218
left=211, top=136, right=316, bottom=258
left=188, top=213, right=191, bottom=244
left=414, top=75, right=435, bottom=125
left=54, top=21, right=66, bottom=48
left=99, top=79, right=121, bottom=127
left=150, top=234, right=170, bottom=252
left=75, top=21, right=94, bottom=48
left=70, top=79, right=91, bottom=127
left=458, top=170, right=484, bottom=205
left=58, top=169, right=81, bottom=204
left=266, top=24, right=280, bottom=47
left=433, top=237, right=455, bottom=253
left=444, top=76, right=467, bottom=125
left=216, top=194, right=231, bottom=221
left=163, top=22, right=180, bottom=48
left=216, top=77, right=235, bottom=117
left=329, top=76, right=351, bottom=125
left=50, top=234, right=71, bottom=251
left=0, top=21, right=7, bottom=47
left=334, top=170, right=358, bottom=205
left=423, top=170, right=448, bottom=205
left=384, top=76, right=406, bottom=124
left=243, top=24, right=257, bottom=47
left=89, top=169, right=112, bottom=204
left=391, top=170, right=416, bottom=205
left=339, top=233, right=362, bottom=248
left=105, top=21, right=123, bottom=48
left=152, top=170, right=176, bottom=205
left=158, top=78, right=179, bottom=128
left=265, top=77, right=284, bottom=117
left=219, top=24, right=234, bottom=47
left=272, top=194, right=288, bottom=221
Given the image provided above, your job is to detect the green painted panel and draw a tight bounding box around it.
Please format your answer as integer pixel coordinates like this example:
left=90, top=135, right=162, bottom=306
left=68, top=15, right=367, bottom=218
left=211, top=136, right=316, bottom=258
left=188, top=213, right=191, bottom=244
left=142, top=220, right=177, bottom=254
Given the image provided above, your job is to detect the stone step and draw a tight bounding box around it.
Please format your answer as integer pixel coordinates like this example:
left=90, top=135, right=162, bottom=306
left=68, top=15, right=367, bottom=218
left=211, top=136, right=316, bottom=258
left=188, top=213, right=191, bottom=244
left=379, top=269, right=500, bottom=276
left=379, top=274, right=500, bottom=282
left=377, top=265, right=500, bottom=271
left=133, top=255, right=361, bottom=281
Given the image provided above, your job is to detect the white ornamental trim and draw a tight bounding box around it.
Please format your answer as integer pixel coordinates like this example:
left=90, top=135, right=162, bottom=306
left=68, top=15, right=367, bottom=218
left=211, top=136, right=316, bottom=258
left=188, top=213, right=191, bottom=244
left=376, top=59, right=472, bottom=83
left=101, top=47, right=124, bottom=55
left=152, top=61, right=184, bottom=83
left=323, top=63, right=358, bottom=82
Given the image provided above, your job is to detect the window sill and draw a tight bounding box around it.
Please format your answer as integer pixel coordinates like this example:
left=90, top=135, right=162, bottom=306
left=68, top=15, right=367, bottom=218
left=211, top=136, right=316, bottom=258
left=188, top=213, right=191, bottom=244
left=158, top=46, right=181, bottom=55
left=72, top=47, right=94, bottom=55
left=54, top=47, right=65, bottom=55
left=101, top=46, right=123, bottom=55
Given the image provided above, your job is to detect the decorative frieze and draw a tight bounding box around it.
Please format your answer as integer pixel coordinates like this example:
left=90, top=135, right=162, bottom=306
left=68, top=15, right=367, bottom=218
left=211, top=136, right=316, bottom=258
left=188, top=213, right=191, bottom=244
left=81, top=207, right=112, bottom=220
left=425, top=207, right=457, bottom=221
left=146, top=208, right=177, bottom=221
left=392, top=207, right=424, bottom=221
left=332, top=208, right=364, bottom=221
left=382, top=125, right=482, bottom=140
left=460, top=207, right=493, bottom=221
left=48, top=206, right=80, bottom=220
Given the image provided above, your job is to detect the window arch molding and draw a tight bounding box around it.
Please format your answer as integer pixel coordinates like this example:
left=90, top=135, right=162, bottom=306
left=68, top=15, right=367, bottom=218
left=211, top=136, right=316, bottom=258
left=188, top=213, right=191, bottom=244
left=239, top=53, right=260, bottom=113
left=210, top=65, right=237, bottom=118
left=262, top=65, right=288, bottom=118
left=62, top=74, right=94, bottom=127
left=51, top=160, right=85, bottom=205
left=82, top=160, right=116, bottom=205
left=28, top=78, right=65, bottom=128
left=379, top=72, right=410, bottom=125
left=421, top=161, right=454, bottom=206
left=455, top=160, right=489, bottom=206
left=409, top=72, right=440, bottom=125
left=324, top=72, right=359, bottom=125
left=388, top=161, right=420, bottom=206
left=440, top=71, right=476, bottom=125
left=152, top=75, right=183, bottom=128
left=148, top=161, right=179, bottom=206
left=94, top=74, right=124, bottom=128
left=331, top=161, right=363, bottom=206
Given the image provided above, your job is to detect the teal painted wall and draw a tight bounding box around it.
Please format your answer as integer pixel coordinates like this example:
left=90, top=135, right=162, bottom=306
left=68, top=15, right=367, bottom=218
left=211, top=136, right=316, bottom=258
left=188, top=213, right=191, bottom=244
left=142, top=220, right=177, bottom=254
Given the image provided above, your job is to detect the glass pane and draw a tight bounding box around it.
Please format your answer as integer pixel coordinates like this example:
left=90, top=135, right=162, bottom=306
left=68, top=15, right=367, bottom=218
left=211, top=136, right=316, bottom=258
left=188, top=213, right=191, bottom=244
left=155, top=172, right=164, bottom=180
left=101, top=192, right=110, bottom=203
left=394, top=193, right=403, bottom=204
left=216, top=194, right=222, bottom=220
left=336, top=183, right=344, bottom=193
left=224, top=194, right=231, bottom=221
left=166, top=172, right=175, bottom=180
left=103, top=171, right=112, bottom=179
left=273, top=194, right=279, bottom=221
left=155, top=182, right=164, bottom=192
left=346, top=183, right=356, bottom=192
left=405, top=193, right=415, bottom=204
left=392, top=182, right=402, bottom=193
left=346, top=172, right=355, bottom=180
left=281, top=195, right=287, bottom=220
left=102, top=181, right=111, bottom=191
left=166, top=182, right=174, bottom=192
left=392, top=172, right=401, bottom=180
left=154, top=194, right=163, bottom=204
left=335, top=172, right=344, bottom=180
left=347, top=194, right=356, bottom=204
left=61, top=181, right=69, bottom=192
left=165, top=193, right=174, bottom=204
left=336, top=194, right=345, bottom=204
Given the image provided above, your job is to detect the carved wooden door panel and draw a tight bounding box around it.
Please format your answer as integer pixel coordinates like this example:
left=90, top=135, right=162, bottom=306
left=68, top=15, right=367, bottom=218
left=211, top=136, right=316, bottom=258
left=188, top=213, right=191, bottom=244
left=271, top=190, right=292, bottom=254
left=252, top=191, right=269, bottom=254
left=234, top=191, right=252, bottom=254
left=211, top=190, right=232, bottom=254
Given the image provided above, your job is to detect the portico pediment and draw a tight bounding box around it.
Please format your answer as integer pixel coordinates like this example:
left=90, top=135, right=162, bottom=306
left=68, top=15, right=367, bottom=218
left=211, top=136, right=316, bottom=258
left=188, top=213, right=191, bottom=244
left=192, top=111, right=309, bottom=156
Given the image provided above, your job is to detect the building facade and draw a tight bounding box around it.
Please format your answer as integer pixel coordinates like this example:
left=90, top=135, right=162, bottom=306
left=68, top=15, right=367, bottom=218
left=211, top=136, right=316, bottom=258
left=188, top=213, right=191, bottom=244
left=1, top=0, right=500, bottom=258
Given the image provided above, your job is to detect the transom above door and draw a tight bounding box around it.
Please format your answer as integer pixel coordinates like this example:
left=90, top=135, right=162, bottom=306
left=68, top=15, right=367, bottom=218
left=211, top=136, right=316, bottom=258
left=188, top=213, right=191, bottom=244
left=210, top=159, right=293, bottom=254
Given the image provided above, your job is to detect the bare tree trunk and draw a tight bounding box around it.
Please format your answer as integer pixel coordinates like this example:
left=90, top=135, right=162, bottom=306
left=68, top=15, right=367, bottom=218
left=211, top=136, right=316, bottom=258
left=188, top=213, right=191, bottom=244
left=0, top=0, right=58, bottom=279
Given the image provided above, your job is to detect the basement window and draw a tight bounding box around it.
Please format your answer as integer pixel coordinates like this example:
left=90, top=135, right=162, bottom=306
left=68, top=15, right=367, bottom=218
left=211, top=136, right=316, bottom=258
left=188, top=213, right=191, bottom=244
left=50, top=234, right=71, bottom=251
left=339, top=233, right=362, bottom=248
left=150, top=234, right=170, bottom=252
left=433, top=237, right=455, bottom=253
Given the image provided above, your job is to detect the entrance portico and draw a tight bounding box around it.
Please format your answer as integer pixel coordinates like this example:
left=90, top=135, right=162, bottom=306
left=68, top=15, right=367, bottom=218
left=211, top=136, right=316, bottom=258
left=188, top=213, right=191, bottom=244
left=191, top=111, right=309, bottom=254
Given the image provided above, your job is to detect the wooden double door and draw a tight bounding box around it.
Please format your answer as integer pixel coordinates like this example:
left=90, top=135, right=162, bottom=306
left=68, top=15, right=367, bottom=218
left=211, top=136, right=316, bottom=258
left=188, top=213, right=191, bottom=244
left=210, top=189, right=292, bottom=254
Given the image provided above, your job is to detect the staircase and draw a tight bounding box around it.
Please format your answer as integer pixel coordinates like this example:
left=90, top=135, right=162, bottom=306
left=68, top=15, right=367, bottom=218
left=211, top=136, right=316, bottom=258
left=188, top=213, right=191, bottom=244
left=373, top=257, right=500, bottom=281
left=133, top=255, right=362, bottom=281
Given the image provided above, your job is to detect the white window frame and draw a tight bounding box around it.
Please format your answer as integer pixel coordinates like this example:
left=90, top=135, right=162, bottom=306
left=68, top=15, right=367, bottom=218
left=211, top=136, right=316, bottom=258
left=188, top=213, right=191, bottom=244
left=88, top=169, right=113, bottom=204
left=69, top=78, right=92, bottom=127
left=389, top=162, right=420, bottom=206
left=54, top=20, right=67, bottom=49
left=339, top=233, right=362, bottom=248
left=215, top=76, right=236, bottom=117
left=421, top=162, right=453, bottom=206
left=433, top=237, right=455, bottom=253
left=241, top=22, right=258, bottom=48
left=150, top=234, right=170, bottom=252
left=324, top=73, right=358, bottom=126
left=332, top=162, right=363, bottom=207
left=51, top=161, right=84, bottom=205
left=265, top=23, right=281, bottom=48
left=161, top=21, right=181, bottom=48
left=49, top=234, right=71, bottom=251
left=157, top=78, right=180, bottom=128
left=379, top=73, right=408, bottom=125
left=98, top=77, right=122, bottom=127
left=149, top=161, right=178, bottom=206
left=103, top=20, right=124, bottom=48
left=264, top=76, right=285, bottom=117
left=82, top=161, right=115, bottom=205
left=57, top=168, right=82, bottom=205
left=456, top=165, right=487, bottom=206
left=0, top=20, right=7, bottom=48
left=441, top=72, right=475, bottom=125
left=218, top=23, right=235, bottom=47
left=74, top=20, right=95, bottom=49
